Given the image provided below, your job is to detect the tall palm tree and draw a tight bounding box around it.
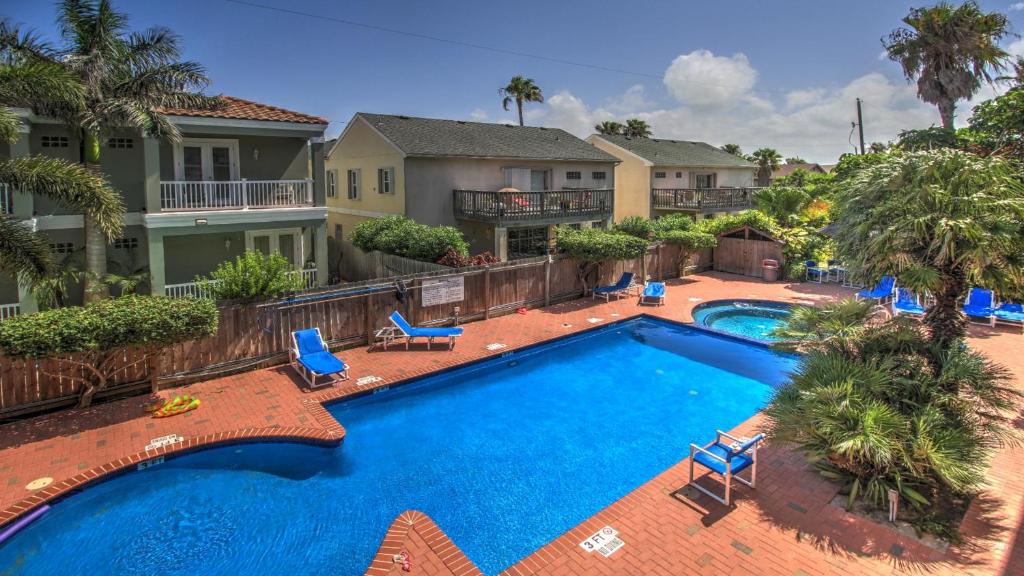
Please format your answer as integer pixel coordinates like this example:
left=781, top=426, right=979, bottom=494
left=51, top=0, right=218, bottom=302
left=594, top=120, right=624, bottom=135
left=623, top=118, right=651, bottom=138
left=749, top=147, right=782, bottom=186
left=884, top=1, right=1010, bottom=129
left=720, top=143, right=743, bottom=157
left=0, top=23, right=123, bottom=288
left=499, top=75, right=544, bottom=126
left=835, top=149, right=1024, bottom=349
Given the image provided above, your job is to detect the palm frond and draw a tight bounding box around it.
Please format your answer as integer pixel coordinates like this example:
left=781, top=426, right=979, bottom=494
left=0, top=215, right=52, bottom=285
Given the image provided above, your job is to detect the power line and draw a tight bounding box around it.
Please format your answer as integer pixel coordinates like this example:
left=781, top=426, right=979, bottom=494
left=222, top=0, right=794, bottom=96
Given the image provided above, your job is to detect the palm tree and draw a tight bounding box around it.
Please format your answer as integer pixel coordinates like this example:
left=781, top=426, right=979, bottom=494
left=0, top=25, right=123, bottom=288
left=884, top=1, right=1010, bottom=129
left=50, top=0, right=218, bottom=302
left=623, top=118, right=651, bottom=138
left=749, top=147, right=782, bottom=186
left=499, top=75, right=544, bottom=126
left=594, top=120, right=624, bottom=135
left=784, top=156, right=807, bottom=164
left=834, top=149, right=1024, bottom=349
left=753, top=186, right=812, bottom=227
left=720, top=143, right=744, bottom=157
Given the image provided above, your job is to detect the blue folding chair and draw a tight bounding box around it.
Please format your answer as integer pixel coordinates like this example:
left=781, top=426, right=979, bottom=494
left=689, top=431, right=765, bottom=505
left=290, top=328, right=348, bottom=389
left=892, top=288, right=925, bottom=318
left=592, top=272, right=637, bottom=301
left=963, top=288, right=995, bottom=327
left=388, top=311, right=464, bottom=350
left=804, top=260, right=827, bottom=283
left=856, top=276, right=896, bottom=303
left=639, top=282, right=665, bottom=306
left=994, top=302, right=1024, bottom=334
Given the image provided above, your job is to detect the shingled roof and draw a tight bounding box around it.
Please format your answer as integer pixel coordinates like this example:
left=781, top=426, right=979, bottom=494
left=356, top=113, right=617, bottom=162
left=158, top=96, right=327, bottom=125
left=593, top=134, right=754, bottom=168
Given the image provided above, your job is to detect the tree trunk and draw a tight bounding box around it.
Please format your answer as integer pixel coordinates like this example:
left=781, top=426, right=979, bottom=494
left=923, top=267, right=968, bottom=349
left=517, top=98, right=524, bottom=126
left=938, top=99, right=956, bottom=131
left=82, top=130, right=108, bottom=303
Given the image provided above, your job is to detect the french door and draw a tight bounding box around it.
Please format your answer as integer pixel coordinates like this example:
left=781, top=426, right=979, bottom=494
left=246, top=228, right=302, bottom=266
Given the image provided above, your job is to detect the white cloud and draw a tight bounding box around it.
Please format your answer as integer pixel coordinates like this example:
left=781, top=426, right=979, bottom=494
left=1010, top=2, right=1024, bottom=11
left=785, top=88, right=826, bottom=110
left=469, top=108, right=488, bottom=121
left=663, top=50, right=757, bottom=107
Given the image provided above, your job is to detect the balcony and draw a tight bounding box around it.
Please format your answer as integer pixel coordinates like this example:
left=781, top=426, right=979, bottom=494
left=159, top=179, right=313, bottom=212
left=454, top=188, right=613, bottom=226
left=651, top=187, right=760, bottom=213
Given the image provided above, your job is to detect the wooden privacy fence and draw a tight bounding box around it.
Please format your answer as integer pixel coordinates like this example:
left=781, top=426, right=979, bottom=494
left=338, top=240, right=447, bottom=282
left=0, top=245, right=707, bottom=419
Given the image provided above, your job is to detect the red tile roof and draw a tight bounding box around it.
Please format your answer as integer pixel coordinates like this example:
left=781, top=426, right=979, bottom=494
left=158, top=95, right=327, bottom=125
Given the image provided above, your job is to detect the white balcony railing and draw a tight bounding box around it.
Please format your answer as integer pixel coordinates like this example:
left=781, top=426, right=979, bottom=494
left=0, top=303, right=21, bottom=321
left=159, top=180, right=313, bottom=211
left=164, top=269, right=317, bottom=299
left=0, top=183, right=12, bottom=215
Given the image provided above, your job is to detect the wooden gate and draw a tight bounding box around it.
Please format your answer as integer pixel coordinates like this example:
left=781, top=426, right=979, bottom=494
left=712, top=226, right=784, bottom=278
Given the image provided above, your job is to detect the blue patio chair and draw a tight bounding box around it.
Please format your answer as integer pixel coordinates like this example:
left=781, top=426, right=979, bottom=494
left=592, top=272, right=637, bottom=301
left=963, top=288, right=996, bottom=327
left=388, top=311, right=464, bottom=350
left=892, top=288, right=925, bottom=318
left=804, top=260, right=827, bottom=283
left=639, top=282, right=665, bottom=306
left=994, top=302, right=1024, bottom=334
left=856, top=276, right=896, bottom=303
left=827, top=260, right=846, bottom=283
left=290, top=328, right=348, bottom=389
left=688, top=431, right=764, bottom=506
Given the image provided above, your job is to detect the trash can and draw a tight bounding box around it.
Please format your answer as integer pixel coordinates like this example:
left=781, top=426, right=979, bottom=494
left=762, top=259, right=779, bottom=282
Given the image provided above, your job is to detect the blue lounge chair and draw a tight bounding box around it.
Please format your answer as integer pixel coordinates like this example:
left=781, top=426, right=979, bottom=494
left=805, top=260, right=827, bottom=283
left=827, top=260, right=846, bottom=283
left=689, top=431, right=765, bottom=506
left=856, top=276, right=896, bottom=303
left=388, top=311, right=464, bottom=350
left=994, top=302, right=1024, bottom=334
left=592, top=272, right=637, bottom=301
left=640, top=282, right=665, bottom=306
left=892, top=288, right=925, bottom=318
left=963, top=288, right=996, bottom=327
left=290, top=328, right=348, bottom=389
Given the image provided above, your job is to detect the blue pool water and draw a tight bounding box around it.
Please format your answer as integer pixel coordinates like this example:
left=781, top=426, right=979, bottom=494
left=0, top=318, right=795, bottom=576
left=691, top=300, right=793, bottom=342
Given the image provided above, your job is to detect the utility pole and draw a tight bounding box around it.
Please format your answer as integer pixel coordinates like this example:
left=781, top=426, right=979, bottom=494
left=855, top=98, right=866, bottom=154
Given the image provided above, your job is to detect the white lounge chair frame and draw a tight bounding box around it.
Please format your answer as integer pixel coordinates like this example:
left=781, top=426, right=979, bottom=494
left=289, top=327, right=348, bottom=389
left=688, top=430, right=762, bottom=506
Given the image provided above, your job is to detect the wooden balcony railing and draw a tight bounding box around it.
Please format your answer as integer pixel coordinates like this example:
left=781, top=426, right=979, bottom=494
left=651, top=187, right=761, bottom=212
left=159, top=179, right=313, bottom=212
left=454, top=188, right=613, bottom=225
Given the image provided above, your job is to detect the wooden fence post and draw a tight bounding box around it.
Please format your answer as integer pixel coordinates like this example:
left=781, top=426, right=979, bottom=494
left=484, top=266, right=492, bottom=320
left=656, top=243, right=663, bottom=280
left=365, top=292, right=374, bottom=346
left=544, top=258, right=551, bottom=307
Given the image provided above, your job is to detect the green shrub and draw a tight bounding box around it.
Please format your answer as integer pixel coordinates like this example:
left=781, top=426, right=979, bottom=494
left=659, top=229, right=716, bottom=273
left=0, top=295, right=218, bottom=406
left=650, top=213, right=694, bottom=235
left=199, top=250, right=305, bottom=302
left=614, top=216, right=654, bottom=240
left=694, top=210, right=781, bottom=237
left=555, top=227, right=648, bottom=292
left=351, top=215, right=469, bottom=262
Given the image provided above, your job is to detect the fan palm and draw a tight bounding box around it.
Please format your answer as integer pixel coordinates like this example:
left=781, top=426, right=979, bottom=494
left=750, top=147, right=782, bottom=186
left=753, top=186, right=812, bottom=227
left=884, top=1, right=1010, bottom=129
left=49, top=0, right=218, bottom=302
left=720, top=143, right=743, bottom=157
left=834, top=149, right=1024, bottom=349
left=594, top=120, right=624, bottom=135
left=499, top=75, right=544, bottom=126
left=623, top=118, right=651, bottom=138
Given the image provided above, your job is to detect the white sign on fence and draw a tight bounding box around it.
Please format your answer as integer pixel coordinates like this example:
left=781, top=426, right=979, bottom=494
left=421, top=276, right=464, bottom=307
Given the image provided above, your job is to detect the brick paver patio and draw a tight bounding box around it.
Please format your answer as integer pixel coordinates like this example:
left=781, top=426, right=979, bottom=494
left=0, top=272, right=1021, bottom=576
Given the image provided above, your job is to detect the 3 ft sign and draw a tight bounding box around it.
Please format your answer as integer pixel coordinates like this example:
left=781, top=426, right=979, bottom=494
left=578, top=526, right=625, bottom=557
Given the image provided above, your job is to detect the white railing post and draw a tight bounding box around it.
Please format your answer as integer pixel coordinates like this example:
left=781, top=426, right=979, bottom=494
left=158, top=180, right=315, bottom=211
left=0, top=303, right=20, bottom=321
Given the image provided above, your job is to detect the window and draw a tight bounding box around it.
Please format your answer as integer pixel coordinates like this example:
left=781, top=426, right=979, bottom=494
left=41, top=135, right=69, bottom=148
left=113, top=237, right=138, bottom=250
left=695, top=173, right=717, bottom=188
left=592, top=171, right=606, bottom=180
left=334, top=224, right=343, bottom=240
left=327, top=170, right=337, bottom=198
left=507, top=227, right=549, bottom=259
left=377, top=167, right=394, bottom=194
left=347, top=169, right=361, bottom=200
left=566, top=171, right=581, bottom=180
left=675, top=172, right=682, bottom=178
left=107, top=137, right=134, bottom=149
left=50, top=242, right=74, bottom=255
left=654, top=171, right=666, bottom=179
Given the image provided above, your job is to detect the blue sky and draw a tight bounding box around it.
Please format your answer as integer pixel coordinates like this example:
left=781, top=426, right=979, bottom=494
left=6, top=0, right=1024, bottom=162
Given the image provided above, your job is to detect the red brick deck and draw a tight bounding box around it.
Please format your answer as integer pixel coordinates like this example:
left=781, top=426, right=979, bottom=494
left=0, top=272, right=1021, bottom=576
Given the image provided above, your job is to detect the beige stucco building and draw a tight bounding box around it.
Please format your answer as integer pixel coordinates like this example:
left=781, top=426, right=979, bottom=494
left=325, top=114, right=619, bottom=262
left=586, top=134, right=759, bottom=221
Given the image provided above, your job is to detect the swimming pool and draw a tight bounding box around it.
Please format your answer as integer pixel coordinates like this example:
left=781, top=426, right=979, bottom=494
left=692, top=300, right=793, bottom=343
left=0, top=317, right=796, bottom=576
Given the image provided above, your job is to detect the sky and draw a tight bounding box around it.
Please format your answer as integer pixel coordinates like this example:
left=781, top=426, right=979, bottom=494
left=6, top=0, right=1024, bottom=163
